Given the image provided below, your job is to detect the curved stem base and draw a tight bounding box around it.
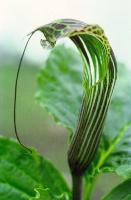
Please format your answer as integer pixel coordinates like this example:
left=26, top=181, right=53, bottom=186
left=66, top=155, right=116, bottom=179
left=72, top=174, right=82, bottom=200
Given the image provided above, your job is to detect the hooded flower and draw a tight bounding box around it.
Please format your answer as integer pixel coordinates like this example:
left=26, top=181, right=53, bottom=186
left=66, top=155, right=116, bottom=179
left=14, top=19, right=117, bottom=176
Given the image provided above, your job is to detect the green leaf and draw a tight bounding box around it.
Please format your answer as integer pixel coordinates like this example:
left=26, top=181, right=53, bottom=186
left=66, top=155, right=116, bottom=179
left=36, top=44, right=83, bottom=132
left=97, top=122, right=131, bottom=169
left=122, top=195, right=131, bottom=200
left=103, top=125, right=131, bottom=178
left=0, top=136, right=70, bottom=200
left=30, top=188, right=54, bottom=200
left=116, top=164, right=131, bottom=179
left=29, top=187, right=69, bottom=200
left=102, top=179, right=131, bottom=200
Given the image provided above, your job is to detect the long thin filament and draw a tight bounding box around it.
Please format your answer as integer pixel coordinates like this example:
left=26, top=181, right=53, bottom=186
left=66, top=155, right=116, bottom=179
left=14, top=33, right=34, bottom=153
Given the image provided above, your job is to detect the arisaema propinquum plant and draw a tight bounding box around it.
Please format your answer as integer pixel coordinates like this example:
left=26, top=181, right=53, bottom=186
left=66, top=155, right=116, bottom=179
left=1, top=19, right=131, bottom=200
left=14, top=19, right=117, bottom=200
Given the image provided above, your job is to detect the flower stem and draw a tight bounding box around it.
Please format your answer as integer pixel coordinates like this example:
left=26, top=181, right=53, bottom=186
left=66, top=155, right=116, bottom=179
left=72, top=174, right=83, bottom=200
left=84, top=180, right=94, bottom=200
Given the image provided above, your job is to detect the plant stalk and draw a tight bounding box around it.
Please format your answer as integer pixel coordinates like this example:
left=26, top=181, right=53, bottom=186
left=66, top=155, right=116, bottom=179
left=84, top=180, right=94, bottom=200
left=72, top=174, right=83, bottom=200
